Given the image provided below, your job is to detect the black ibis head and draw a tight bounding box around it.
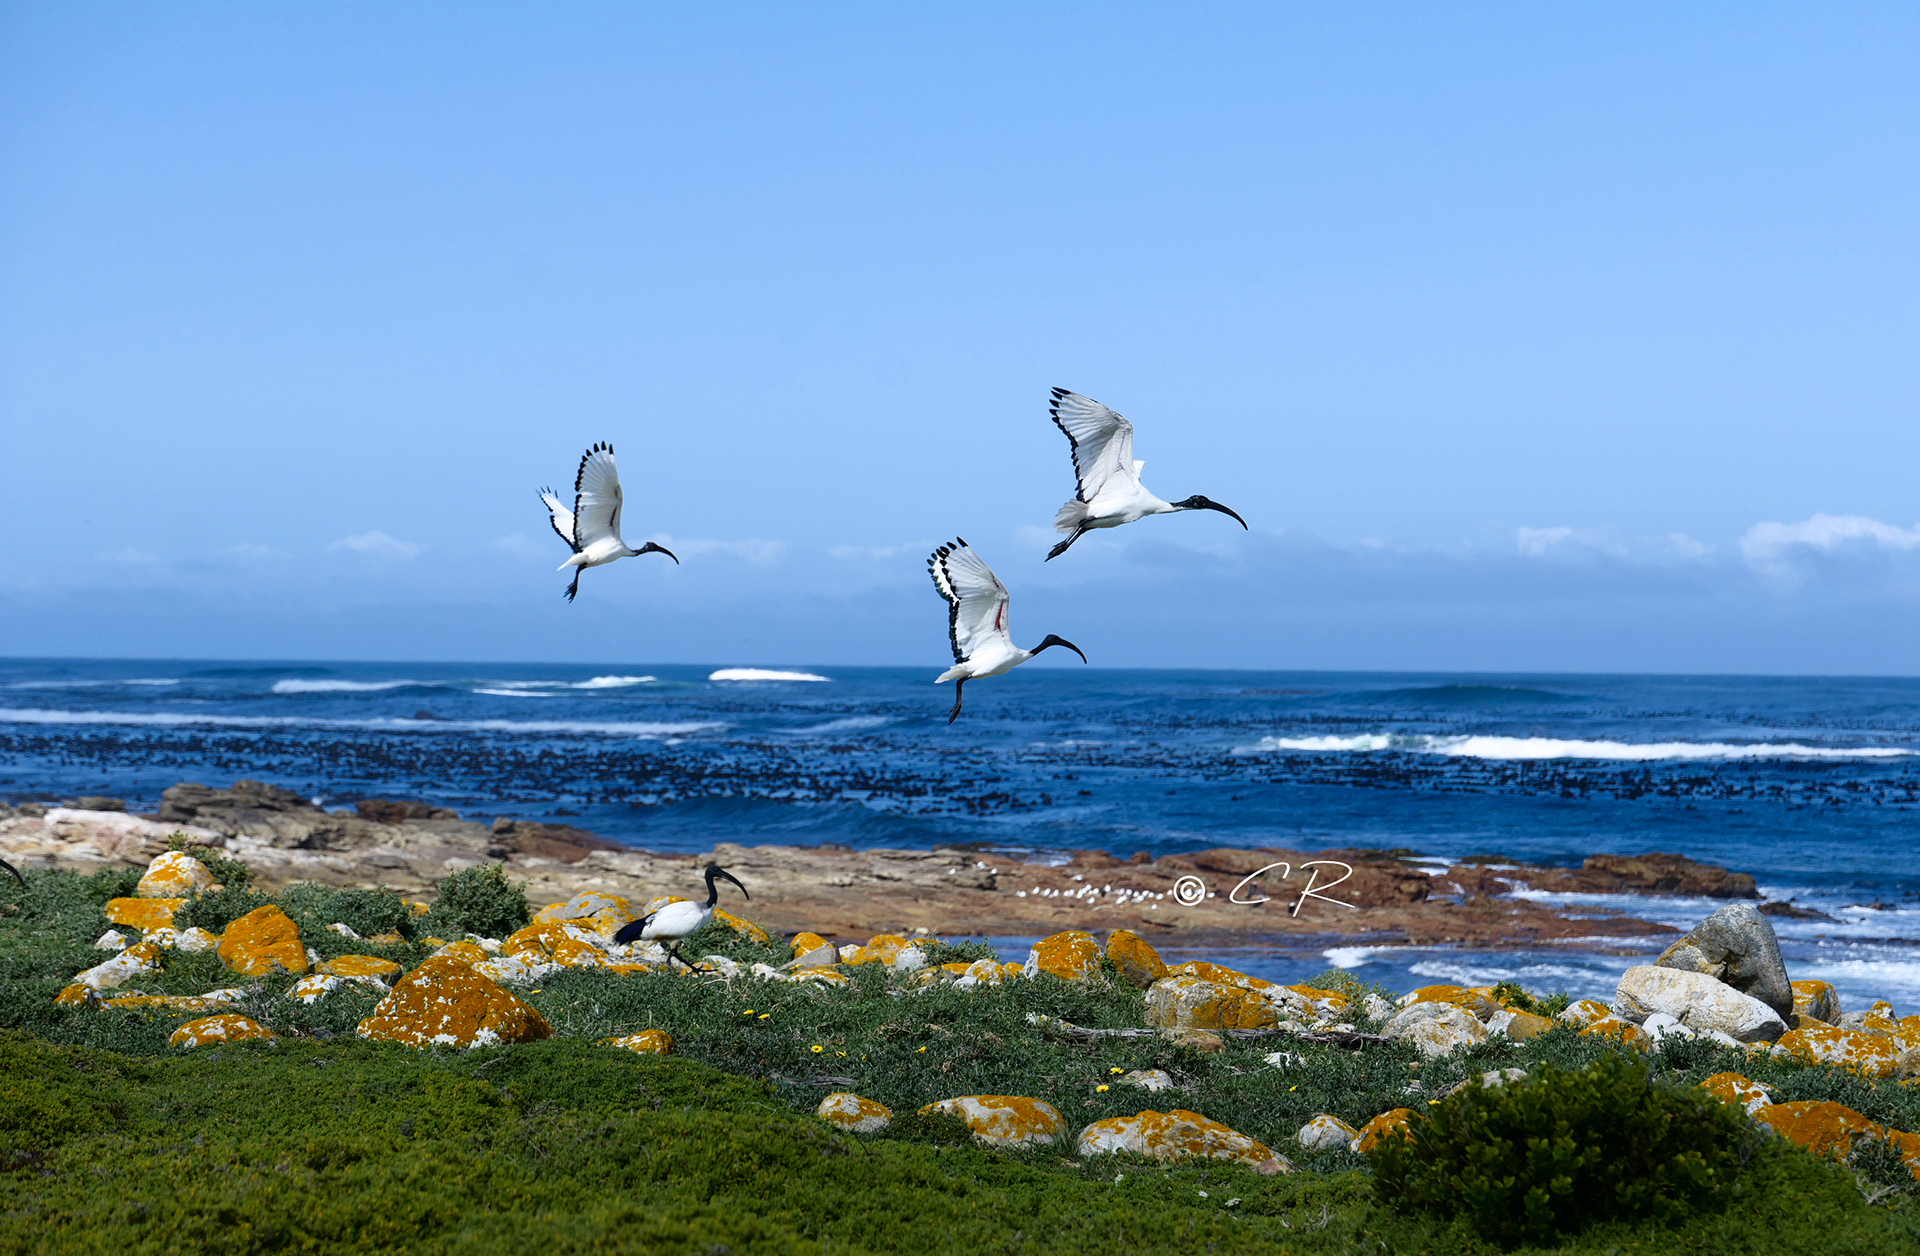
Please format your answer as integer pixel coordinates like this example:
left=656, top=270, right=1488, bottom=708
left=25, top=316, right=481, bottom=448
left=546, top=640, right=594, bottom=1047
left=637, top=541, right=680, bottom=564
left=1032, top=635, right=1088, bottom=664
left=704, top=862, right=749, bottom=904
left=1170, top=495, right=1247, bottom=529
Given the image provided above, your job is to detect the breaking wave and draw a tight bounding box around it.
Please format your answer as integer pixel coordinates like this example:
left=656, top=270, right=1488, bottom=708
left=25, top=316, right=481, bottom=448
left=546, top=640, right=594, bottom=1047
left=1238, top=733, right=1912, bottom=761
left=272, top=679, right=430, bottom=694
left=480, top=676, right=658, bottom=690
left=709, top=668, right=831, bottom=682
left=0, top=707, right=722, bottom=738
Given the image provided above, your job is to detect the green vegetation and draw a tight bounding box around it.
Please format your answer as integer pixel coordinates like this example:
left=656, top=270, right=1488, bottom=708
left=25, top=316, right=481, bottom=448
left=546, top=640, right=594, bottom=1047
left=421, top=861, right=530, bottom=939
left=1, top=864, right=1917, bottom=1252
left=1370, top=1054, right=1758, bottom=1244
left=164, top=833, right=254, bottom=892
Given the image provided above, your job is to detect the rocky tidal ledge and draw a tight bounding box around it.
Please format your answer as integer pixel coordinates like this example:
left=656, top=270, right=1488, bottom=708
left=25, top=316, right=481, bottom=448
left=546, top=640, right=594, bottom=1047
left=0, top=778, right=1779, bottom=948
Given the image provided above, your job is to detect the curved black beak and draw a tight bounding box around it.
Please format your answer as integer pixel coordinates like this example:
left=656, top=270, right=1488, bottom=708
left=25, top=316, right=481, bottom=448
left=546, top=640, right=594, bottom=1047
left=0, top=858, right=23, bottom=889
left=641, top=542, right=680, bottom=564
left=1174, top=496, right=1247, bottom=529
left=1033, top=634, right=1088, bottom=664
left=707, top=862, right=749, bottom=900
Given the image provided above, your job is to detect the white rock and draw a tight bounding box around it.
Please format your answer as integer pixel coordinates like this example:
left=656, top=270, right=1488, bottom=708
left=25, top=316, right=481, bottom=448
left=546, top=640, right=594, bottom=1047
left=74, top=944, right=162, bottom=990
left=1383, top=1003, right=1488, bottom=1056
left=293, top=974, right=343, bottom=1004
left=326, top=922, right=362, bottom=939
left=699, top=955, right=742, bottom=978
left=1264, top=1050, right=1309, bottom=1071
left=471, top=953, right=560, bottom=984
left=1297, top=1114, right=1360, bottom=1151
left=94, top=930, right=131, bottom=950
left=1362, top=993, right=1397, bottom=1022
left=1642, top=1012, right=1695, bottom=1042
left=176, top=927, right=221, bottom=953
left=142, top=927, right=181, bottom=949
left=1612, top=966, right=1787, bottom=1044
left=1120, top=1069, right=1176, bottom=1092
left=891, top=946, right=928, bottom=972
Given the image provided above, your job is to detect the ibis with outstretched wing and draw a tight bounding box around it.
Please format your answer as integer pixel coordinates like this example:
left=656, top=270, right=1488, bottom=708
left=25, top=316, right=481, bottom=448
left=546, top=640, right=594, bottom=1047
left=540, top=442, right=679, bottom=602
left=929, top=538, right=1086, bottom=724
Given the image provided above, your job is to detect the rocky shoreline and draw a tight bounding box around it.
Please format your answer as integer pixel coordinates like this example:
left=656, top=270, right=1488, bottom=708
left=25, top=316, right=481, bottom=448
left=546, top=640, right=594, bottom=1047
left=0, top=778, right=1779, bottom=948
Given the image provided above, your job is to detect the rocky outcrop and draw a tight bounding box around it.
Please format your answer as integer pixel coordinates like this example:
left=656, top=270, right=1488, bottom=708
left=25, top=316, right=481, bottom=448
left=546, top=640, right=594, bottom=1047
left=1025, top=931, right=1100, bottom=980
left=817, top=1092, right=892, bottom=1133
left=1654, top=903, right=1792, bottom=1019
left=919, top=1096, right=1066, bottom=1147
left=1077, top=1109, right=1286, bottom=1170
left=1611, top=966, right=1787, bottom=1043
left=169, top=1014, right=276, bottom=1048
left=357, top=957, right=554, bottom=1048
left=1297, top=1114, right=1359, bottom=1151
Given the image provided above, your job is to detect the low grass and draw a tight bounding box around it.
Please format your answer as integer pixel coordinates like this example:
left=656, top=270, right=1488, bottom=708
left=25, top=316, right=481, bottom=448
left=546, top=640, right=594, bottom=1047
left=1, top=866, right=1916, bottom=1253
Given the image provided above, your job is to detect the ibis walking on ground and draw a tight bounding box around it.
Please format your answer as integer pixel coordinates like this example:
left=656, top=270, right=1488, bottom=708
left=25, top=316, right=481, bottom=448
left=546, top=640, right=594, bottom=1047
left=614, top=863, right=750, bottom=971
left=928, top=538, right=1086, bottom=724
left=1045, top=388, right=1247, bottom=560
left=540, top=442, right=679, bottom=602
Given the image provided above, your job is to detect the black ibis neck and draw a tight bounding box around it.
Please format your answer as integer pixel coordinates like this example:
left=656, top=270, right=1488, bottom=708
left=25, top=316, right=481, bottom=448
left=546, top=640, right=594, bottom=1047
left=704, top=866, right=720, bottom=909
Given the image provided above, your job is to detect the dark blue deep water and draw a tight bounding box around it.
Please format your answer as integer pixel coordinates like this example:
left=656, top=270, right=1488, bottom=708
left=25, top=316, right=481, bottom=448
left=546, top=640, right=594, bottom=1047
left=5, top=659, right=1919, bottom=1005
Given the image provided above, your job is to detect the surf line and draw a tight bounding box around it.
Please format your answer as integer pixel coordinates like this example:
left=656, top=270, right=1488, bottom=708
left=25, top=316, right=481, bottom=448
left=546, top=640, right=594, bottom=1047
left=1170, top=862, right=1358, bottom=917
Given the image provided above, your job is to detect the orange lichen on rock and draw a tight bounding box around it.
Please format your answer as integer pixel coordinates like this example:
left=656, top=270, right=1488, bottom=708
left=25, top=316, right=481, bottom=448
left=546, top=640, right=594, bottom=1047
left=818, top=1092, right=892, bottom=1133
left=136, top=851, right=217, bottom=898
left=1166, top=960, right=1274, bottom=991
left=53, top=984, right=101, bottom=1008
left=790, top=931, right=836, bottom=966
left=1076, top=1108, right=1286, bottom=1170
left=1278, top=984, right=1353, bottom=1020
left=1791, top=979, right=1842, bottom=1025
left=104, top=898, right=186, bottom=931
left=217, top=905, right=310, bottom=976
left=319, top=954, right=404, bottom=984
left=919, top=1096, right=1067, bottom=1147
left=429, top=940, right=493, bottom=967
left=1144, top=975, right=1281, bottom=1032
left=169, top=1014, right=276, bottom=1048
left=1399, top=984, right=1503, bottom=1019
left=73, top=940, right=165, bottom=990
left=1579, top=1015, right=1648, bottom=1049
left=1699, top=1071, right=1775, bottom=1115
left=1558, top=999, right=1615, bottom=1027
left=531, top=891, right=637, bottom=941
left=1496, top=1010, right=1556, bottom=1040
left=1756, top=1101, right=1895, bottom=1163
left=841, top=934, right=912, bottom=966
left=601, top=1029, right=674, bottom=1055
left=1353, top=1108, right=1415, bottom=1153
left=357, top=956, right=554, bottom=1048
left=1026, top=931, right=1102, bottom=981
left=1104, top=930, right=1168, bottom=989
left=712, top=909, right=770, bottom=944
left=1778, top=1024, right=1901, bottom=1078
left=109, top=991, right=242, bottom=1014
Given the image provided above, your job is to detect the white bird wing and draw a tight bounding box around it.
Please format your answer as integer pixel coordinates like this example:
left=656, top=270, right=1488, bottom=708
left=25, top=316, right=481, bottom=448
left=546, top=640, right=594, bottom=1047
left=571, top=442, right=624, bottom=546
left=1050, top=388, right=1139, bottom=509
left=539, top=489, right=579, bottom=552
left=928, top=539, right=1011, bottom=665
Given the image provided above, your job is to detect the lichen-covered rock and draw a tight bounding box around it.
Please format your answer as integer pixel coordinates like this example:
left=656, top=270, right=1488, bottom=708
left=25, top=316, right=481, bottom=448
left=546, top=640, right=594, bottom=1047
left=357, top=956, right=554, bottom=1048
left=175, top=926, right=221, bottom=953
left=54, top=984, right=102, bottom=1007
left=93, top=929, right=131, bottom=950
left=1655, top=902, right=1792, bottom=1019
left=1143, top=976, right=1281, bottom=1032
left=217, top=905, right=310, bottom=976
left=136, top=851, right=217, bottom=899
left=1579, top=1015, right=1648, bottom=1049
left=74, top=940, right=164, bottom=990
left=817, top=1092, right=891, bottom=1132
left=1105, top=929, right=1168, bottom=989
left=1756, top=1100, right=1886, bottom=1160
left=840, top=934, right=911, bottom=966
left=1166, top=960, right=1272, bottom=991
left=1699, top=1071, right=1775, bottom=1115
left=531, top=890, right=637, bottom=941
left=1167, top=1028, right=1226, bottom=1052
left=108, top=988, right=244, bottom=1014
left=1558, top=999, right=1614, bottom=1026
left=1352, top=1108, right=1414, bottom=1153
left=1120, top=1069, right=1176, bottom=1092
left=1397, top=984, right=1503, bottom=1021
left=790, top=931, right=836, bottom=967
left=1025, top=931, right=1101, bottom=981
left=319, top=954, right=404, bottom=985
left=787, top=965, right=852, bottom=987
left=1297, top=1114, right=1360, bottom=1151
left=602, top=1029, right=674, bottom=1055
left=1487, top=1009, right=1556, bottom=1040
left=919, top=1096, right=1067, bottom=1147
left=1381, top=1002, right=1489, bottom=1056
left=473, top=953, right=562, bottom=984
left=1612, top=965, right=1786, bottom=1043
left=1777, top=1023, right=1903, bottom=1078
left=169, top=1014, right=276, bottom=1048
left=1792, top=979, right=1842, bottom=1025
left=1078, top=1109, right=1286, bottom=1169
left=713, top=908, right=770, bottom=944
left=104, top=897, right=185, bottom=931
left=429, top=939, right=493, bottom=967
left=292, top=974, right=345, bottom=1003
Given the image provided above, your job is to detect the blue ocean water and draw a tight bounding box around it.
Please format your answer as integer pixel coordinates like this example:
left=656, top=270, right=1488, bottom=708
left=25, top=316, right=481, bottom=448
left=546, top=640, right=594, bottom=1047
left=4, top=658, right=1919, bottom=1007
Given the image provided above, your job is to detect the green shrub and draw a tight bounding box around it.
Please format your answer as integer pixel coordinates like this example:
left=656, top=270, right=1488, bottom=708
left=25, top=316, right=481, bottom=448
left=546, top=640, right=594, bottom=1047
left=424, top=864, right=529, bottom=939
left=1368, top=1052, right=1756, bottom=1245
left=173, top=886, right=270, bottom=933
left=917, top=938, right=999, bottom=966
left=275, top=882, right=416, bottom=943
left=163, top=834, right=253, bottom=892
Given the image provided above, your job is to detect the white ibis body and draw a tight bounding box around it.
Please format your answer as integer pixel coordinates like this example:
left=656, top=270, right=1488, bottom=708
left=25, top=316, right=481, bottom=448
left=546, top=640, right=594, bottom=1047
left=613, top=862, right=749, bottom=970
left=1046, top=388, right=1247, bottom=560
left=928, top=538, right=1086, bottom=724
left=540, top=441, right=679, bottom=602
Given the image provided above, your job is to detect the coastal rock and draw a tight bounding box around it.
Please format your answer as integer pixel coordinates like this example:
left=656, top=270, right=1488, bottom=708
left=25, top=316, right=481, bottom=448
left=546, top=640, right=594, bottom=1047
left=1580, top=1015, right=1649, bottom=1049
left=920, top=1096, right=1067, bottom=1147
left=602, top=1030, right=675, bottom=1055
left=136, top=851, right=216, bottom=898
left=1613, top=966, right=1787, bottom=1043
left=1297, top=1114, right=1360, bottom=1151
left=318, top=954, right=403, bottom=985
left=1397, top=984, right=1502, bottom=1021
left=1120, top=1069, right=1176, bottom=1093
left=1756, top=1101, right=1888, bottom=1160
left=1077, top=1109, right=1286, bottom=1170
left=175, top=926, right=220, bottom=952
left=1105, top=929, right=1168, bottom=988
left=104, top=897, right=184, bottom=931
left=1025, top=931, right=1101, bottom=981
left=217, top=905, right=310, bottom=976
left=1487, top=1009, right=1556, bottom=1040
left=1559, top=999, right=1614, bottom=1026
left=1791, top=979, right=1842, bottom=1025
left=789, top=931, right=836, bottom=967
left=473, top=953, right=561, bottom=984
left=74, top=940, right=164, bottom=990
left=713, top=908, right=771, bottom=944
left=1143, top=976, right=1281, bottom=1032
left=169, top=1014, right=276, bottom=1048
left=54, top=984, right=102, bottom=1007
left=1441, top=1068, right=1528, bottom=1099
left=1699, top=1071, right=1775, bottom=1115
left=292, top=974, right=346, bottom=1003
left=357, top=956, right=554, bottom=1048
left=1352, top=1108, right=1415, bottom=1153
left=1777, top=1023, right=1905, bottom=1078
left=817, top=1092, right=891, bottom=1133
left=106, top=989, right=244, bottom=1014
left=94, top=930, right=130, bottom=950
left=1655, top=903, right=1792, bottom=1019
left=530, top=890, right=637, bottom=941
left=1382, top=1002, right=1489, bottom=1056
left=841, top=934, right=912, bottom=966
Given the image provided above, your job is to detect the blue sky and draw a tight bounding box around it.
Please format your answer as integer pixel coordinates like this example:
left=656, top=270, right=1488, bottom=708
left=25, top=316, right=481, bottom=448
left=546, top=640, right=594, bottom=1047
left=3, top=3, right=1918, bottom=672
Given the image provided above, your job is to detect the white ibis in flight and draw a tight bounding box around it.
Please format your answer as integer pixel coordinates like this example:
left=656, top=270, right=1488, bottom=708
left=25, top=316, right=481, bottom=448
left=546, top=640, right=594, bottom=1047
left=613, top=862, right=749, bottom=971
left=928, top=538, right=1086, bottom=724
left=540, top=442, right=679, bottom=602
left=1046, top=388, right=1247, bottom=560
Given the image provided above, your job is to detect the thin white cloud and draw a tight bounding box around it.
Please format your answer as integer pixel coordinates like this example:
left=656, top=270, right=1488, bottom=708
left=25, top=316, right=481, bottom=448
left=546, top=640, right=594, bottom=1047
left=493, top=533, right=549, bottom=561
left=328, top=531, right=423, bottom=560
left=1668, top=533, right=1712, bottom=560
left=1515, top=526, right=1573, bottom=556
left=1740, top=514, right=1920, bottom=574
left=645, top=534, right=784, bottom=564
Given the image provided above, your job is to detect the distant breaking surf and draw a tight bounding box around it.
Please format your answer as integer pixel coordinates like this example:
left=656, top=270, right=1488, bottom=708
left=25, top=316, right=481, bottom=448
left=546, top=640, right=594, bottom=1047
left=0, top=707, right=721, bottom=738
left=1236, top=733, right=1913, bottom=761
left=708, top=668, right=831, bottom=682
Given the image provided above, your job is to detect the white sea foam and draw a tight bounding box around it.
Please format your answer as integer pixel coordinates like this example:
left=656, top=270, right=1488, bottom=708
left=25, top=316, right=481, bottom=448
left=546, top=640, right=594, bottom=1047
left=1238, top=732, right=1911, bottom=761
left=0, top=707, right=721, bottom=738
left=709, top=668, right=831, bottom=682
left=791, top=716, right=892, bottom=734
left=485, top=675, right=659, bottom=690
left=271, top=679, right=428, bottom=694
left=472, top=689, right=554, bottom=698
